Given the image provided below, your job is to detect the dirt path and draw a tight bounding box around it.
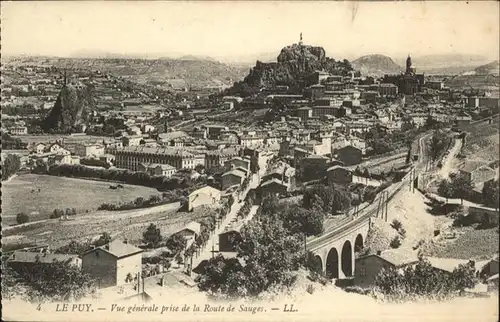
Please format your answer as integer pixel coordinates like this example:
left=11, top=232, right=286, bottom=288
left=438, top=138, right=462, bottom=179
left=384, top=188, right=437, bottom=249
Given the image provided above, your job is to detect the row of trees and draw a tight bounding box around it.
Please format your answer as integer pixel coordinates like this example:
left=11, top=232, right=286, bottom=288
left=302, top=184, right=352, bottom=216
left=15, top=207, right=78, bottom=225
left=375, top=257, right=477, bottom=300
left=55, top=233, right=112, bottom=255
left=98, top=191, right=185, bottom=211
left=428, top=129, right=452, bottom=163
left=2, top=258, right=97, bottom=303
left=50, top=208, right=77, bottom=219
left=42, top=164, right=201, bottom=191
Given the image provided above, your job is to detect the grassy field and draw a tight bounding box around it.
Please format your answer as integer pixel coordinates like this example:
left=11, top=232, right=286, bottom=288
left=367, top=157, right=409, bottom=175
left=1, top=174, right=161, bottom=226
left=421, top=226, right=499, bottom=260
left=2, top=204, right=216, bottom=251
left=463, top=122, right=499, bottom=162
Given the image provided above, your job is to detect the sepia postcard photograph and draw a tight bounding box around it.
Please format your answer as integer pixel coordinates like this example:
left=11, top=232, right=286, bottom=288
left=1, top=1, right=499, bottom=321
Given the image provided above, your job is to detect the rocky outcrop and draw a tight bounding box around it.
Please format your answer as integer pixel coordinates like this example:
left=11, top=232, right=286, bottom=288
left=277, top=44, right=326, bottom=63
left=228, top=44, right=355, bottom=95
left=42, top=84, right=95, bottom=133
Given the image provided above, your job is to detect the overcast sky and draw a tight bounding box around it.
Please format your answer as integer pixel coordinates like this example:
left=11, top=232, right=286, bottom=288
left=2, top=1, right=499, bottom=61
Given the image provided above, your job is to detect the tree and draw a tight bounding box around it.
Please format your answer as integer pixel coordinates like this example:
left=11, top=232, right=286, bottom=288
left=2, top=154, right=21, bottom=181
left=21, top=259, right=96, bottom=302
left=1, top=262, right=25, bottom=300
left=50, top=209, right=64, bottom=219
left=438, top=179, right=453, bottom=202
left=16, top=212, right=29, bottom=225
left=278, top=205, right=324, bottom=237
left=95, top=232, right=112, bottom=247
left=142, top=223, right=163, bottom=247
left=302, top=184, right=351, bottom=215
left=197, top=218, right=303, bottom=298
left=234, top=218, right=303, bottom=297
left=197, top=254, right=247, bottom=298
left=451, top=261, right=477, bottom=293
left=449, top=173, right=474, bottom=205
left=175, top=253, right=184, bottom=266
left=55, top=240, right=92, bottom=255
left=390, top=236, right=401, bottom=249
left=482, top=179, right=499, bottom=209
left=428, top=130, right=447, bottom=162
left=375, top=257, right=477, bottom=300
left=165, top=234, right=187, bottom=254
left=390, top=219, right=402, bottom=231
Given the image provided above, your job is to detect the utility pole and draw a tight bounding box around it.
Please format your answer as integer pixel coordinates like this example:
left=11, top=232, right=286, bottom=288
left=376, top=194, right=382, bottom=219
left=409, top=169, right=413, bottom=191
left=413, top=169, right=416, bottom=193
left=385, top=191, right=389, bottom=222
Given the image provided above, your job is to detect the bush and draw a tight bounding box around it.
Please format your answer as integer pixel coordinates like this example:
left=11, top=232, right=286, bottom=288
left=375, top=258, right=477, bottom=300
left=390, top=219, right=403, bottom=231
left=50, top=209, right=65, bottom=219
left=398, top=228, right=406, bottom=239
left=306, top=284, right=315, bottom=294
left=390, top=236, right=401, bottom=249
left=142, top=223, right=163, bottom=247
left=16, top=213, right=29, bottom=225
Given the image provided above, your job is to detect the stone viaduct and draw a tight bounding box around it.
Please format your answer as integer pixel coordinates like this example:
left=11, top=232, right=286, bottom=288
left=307, top=216, right=371, bottom=279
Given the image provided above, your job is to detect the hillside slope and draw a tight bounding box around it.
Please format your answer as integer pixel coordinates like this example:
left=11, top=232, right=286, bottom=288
left=474, top=60, right=500, bottom=75
left=51, top=58, right=247, bottom=89
left=352, top=54, right=402, bottom=76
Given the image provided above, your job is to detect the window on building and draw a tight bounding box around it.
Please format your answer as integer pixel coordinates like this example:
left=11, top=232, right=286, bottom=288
left=95, top=252, right=99, bottom=258
left=360, top=267, right=366, bottom=276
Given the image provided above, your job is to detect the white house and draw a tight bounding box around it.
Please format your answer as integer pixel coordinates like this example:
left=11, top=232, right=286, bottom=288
left=188, top=186, right=221, bottom=211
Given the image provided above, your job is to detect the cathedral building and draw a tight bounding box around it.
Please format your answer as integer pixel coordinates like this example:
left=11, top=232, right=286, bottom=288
left=382, top=55, right=425, bottom=95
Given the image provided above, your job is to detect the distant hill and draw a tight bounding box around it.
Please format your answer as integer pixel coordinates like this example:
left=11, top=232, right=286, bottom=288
left=394, top=54, right=492, bottom=75
left=51, top=57, right=247, bottom=89
left=176, top=55, right=217, bottom=62
left=474, top=60, right=500, bottom=75
left=351, top=54, right=402, bottom=77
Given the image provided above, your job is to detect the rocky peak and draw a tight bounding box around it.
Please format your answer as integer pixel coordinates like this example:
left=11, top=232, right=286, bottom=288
left=277, top=44, right=326, bottom=63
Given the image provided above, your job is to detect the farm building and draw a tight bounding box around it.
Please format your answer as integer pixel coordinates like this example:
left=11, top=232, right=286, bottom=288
left=81, top=240, right=143, bottom=288
left=188, top=186, right=221, bottom=211
left=327, top=165, right=353, bottom=185
left=459, top=161, right=496, bottom=185
left=355, top=249, right=420, bottom=288
left=336, top=145, right=363, bottom=166
left=7, top=251, right=82, bottom=274
left=221, top=169, right=246, bottom=190
left=174, top=221, right=201, bottom=243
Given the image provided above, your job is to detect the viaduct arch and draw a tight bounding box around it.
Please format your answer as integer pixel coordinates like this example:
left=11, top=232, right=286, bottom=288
left=308, top=217, right=370, bottom=280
